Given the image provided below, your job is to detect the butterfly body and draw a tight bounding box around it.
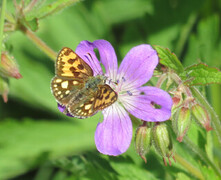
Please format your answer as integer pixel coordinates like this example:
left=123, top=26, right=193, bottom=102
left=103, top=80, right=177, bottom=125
left=51, top=47, right=118, bottom=119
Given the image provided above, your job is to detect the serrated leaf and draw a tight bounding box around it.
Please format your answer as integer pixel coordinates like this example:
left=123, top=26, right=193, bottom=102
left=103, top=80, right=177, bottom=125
left=181, top=63, right=221, bottom=86
left=154, top=45, right=184, bottom=74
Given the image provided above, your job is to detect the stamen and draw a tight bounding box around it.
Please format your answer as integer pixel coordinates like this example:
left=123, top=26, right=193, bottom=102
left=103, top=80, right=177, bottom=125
left=127, top=91, right=133, bottom=96
left=122, top=76, right=126, bottom=82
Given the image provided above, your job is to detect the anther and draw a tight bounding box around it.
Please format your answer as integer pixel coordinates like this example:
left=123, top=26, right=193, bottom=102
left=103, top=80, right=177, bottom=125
left=127, top=91, right=133, bottom=96
left=122, top=77, right=126, bottom=82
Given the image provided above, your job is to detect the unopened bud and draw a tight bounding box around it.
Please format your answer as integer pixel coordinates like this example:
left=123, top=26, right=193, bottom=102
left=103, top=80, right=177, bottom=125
left=173, top=107, right=191, bottom=142
left=171, top=89, right=183, bottom=116
left=192, top=104, right=212, bottom=131
left=135, top=124, right=152, bottom=163
left=0, top=77, right=9, bottom=103
left=0, top=52, right=22, bottom=79
left=152, top=123, right=175, bottom=166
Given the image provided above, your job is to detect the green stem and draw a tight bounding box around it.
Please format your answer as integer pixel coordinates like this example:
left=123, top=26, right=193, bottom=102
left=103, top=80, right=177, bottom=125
left=24, top=0, right=38, bottom=13
left=174, top=153, right=205, bottom=180
left=20, top=26, right=57, bottom=61
left=183, top=136, right=221, bottom=178
left=0, top=0, right=7, bottom=62
left=190, top=87, right=221, bottom=146
left=210, top=84, right=221, bottom=119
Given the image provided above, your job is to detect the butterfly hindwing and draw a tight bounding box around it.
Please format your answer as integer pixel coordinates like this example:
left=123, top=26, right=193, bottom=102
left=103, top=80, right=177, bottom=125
left=51, top=76, right=84, bottom=106
left=94, top=84, right=118, bottom=111
left=67, top=94, right=97, bottom=118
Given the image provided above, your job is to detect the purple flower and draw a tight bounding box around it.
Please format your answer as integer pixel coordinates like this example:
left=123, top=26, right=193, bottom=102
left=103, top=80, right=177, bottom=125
left=58, top=40, right=172, bottom=156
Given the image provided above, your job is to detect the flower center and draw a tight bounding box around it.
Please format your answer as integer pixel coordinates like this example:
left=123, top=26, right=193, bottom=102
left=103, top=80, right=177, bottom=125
left=106, top=76, right=133, bottom=98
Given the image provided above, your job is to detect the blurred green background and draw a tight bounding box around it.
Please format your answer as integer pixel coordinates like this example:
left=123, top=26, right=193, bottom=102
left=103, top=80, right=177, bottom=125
left=0, top=0, right=221, bottom=179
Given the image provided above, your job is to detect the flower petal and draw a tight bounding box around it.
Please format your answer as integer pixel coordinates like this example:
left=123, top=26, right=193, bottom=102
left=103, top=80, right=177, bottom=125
left=95, top=102, right=132, bottom=156
left=92, top=40, right=118, bottom=81
left=76, top=40, right=118, bottom=80
left=57, top=104, right=74, bottom=117
left=117, top=45, right=158, bottom=90
left=75, top=41, right=103, bottom=76
left=120, top=87, right=172, bottom=122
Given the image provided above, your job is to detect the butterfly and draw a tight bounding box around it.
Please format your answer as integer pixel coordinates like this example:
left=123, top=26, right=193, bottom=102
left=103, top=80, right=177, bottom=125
left=51, top=47, right=118, bottom=118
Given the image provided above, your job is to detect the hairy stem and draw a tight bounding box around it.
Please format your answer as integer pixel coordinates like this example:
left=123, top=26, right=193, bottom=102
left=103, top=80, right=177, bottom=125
left=24, top=0, right=39, bottom=13
left=0, top=0, right=7, bottom=62
left=183, top=136, right=221, bottom=178
left=174, top=153, right=204, bottom=180
left=190, top=87, right=221, bottom=146
left=20, top=26, right=57, bottom=61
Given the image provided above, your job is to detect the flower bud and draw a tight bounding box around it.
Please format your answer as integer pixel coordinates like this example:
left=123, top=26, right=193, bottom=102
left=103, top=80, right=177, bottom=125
left=152, top=123, right=174, bottom=166
left=0, top=52, right=22, bottom=79
left=173, top=107, right=191, bottom=142
left=0, top=77, right=9, bottom=103
left=192, top=104, right=212, bottom=131
left=135, top=124, right=152, bottom=163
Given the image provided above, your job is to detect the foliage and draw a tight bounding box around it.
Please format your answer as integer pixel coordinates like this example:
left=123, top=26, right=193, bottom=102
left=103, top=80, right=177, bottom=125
left=0, top=0, right=221, bottom=179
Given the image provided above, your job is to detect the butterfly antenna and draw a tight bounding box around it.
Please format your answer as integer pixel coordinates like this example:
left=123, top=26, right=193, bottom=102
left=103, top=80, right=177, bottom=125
left=86, top=53, right=103, bottom=75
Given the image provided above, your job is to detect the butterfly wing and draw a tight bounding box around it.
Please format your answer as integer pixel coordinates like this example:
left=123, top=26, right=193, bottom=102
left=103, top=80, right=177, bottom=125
left=94, top=84, right=118, bottom=111
left=67, top=84, right=118, bottom=118
left=51, top=47, right=93, bottom=105
left=56, top=47, right=93, bottom=78
left=51, top=47, right=118, bottom=118
left=51, top=76, right=84, bottom=106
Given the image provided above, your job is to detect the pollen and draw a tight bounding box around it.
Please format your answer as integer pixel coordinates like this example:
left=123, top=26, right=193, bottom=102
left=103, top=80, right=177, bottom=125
left=61, top=81, right=69, bottom=89
left=65, top=90, right=70, bottom=94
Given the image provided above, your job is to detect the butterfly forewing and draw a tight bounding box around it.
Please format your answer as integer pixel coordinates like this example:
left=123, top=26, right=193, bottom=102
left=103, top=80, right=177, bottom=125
left=56, top=47, right=93, bottom=78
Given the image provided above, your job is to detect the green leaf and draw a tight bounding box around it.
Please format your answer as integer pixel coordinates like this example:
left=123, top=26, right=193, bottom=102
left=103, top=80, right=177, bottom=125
left=24, top=18, right=39, bottom=31
left=183, top=14, right=221, bottom=67
left=181, top=63, right=221, bottom=86
left=109, top=156, right=158, bottom=180
left=0, top=117, right=99, bottom=179
left=199, top=165, right=218, bottom=180
left=93, top=0, right=153, bottom=25
left=176, top=173, right=191, bottom=180
left=154, top=45, right=184, bottom=73
left=25, top=0, right=81, bottom=21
